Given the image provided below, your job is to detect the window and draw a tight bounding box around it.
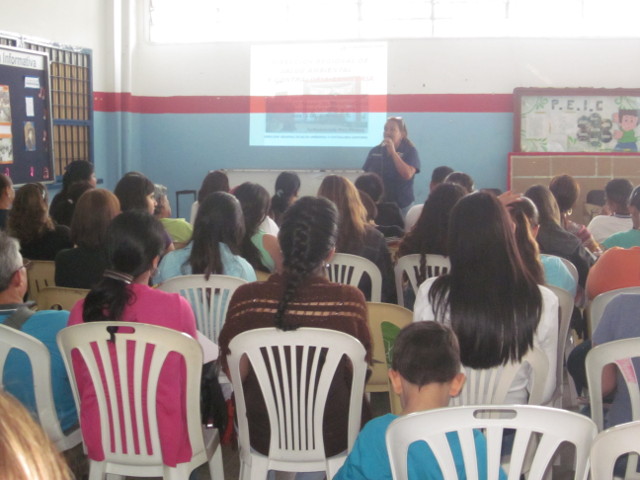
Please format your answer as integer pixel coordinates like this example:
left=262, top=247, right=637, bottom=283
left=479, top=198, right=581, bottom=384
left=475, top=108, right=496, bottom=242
left=149, top=0, right=640, bottom=43
left=0, top=33, right=93, bottom=181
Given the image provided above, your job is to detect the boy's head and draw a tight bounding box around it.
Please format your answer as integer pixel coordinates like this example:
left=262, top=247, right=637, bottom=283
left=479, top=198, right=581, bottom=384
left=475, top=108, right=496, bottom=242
left=605, top=178, right=633, bottom=214
left=389, top=322, right=464, bottom=411
left=430, top=166, right=454, bottom=192
left=618, top=109, right=639, bottom=131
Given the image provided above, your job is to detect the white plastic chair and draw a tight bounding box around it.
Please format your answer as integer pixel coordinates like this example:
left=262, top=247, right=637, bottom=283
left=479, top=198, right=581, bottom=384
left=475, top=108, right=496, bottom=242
left=57, top=322, right=224, bottom=480
left=226, top=327, right=368, bottom=479
left=588, top=287, right=640, bottom=336
left=0, top=324, right=81, bottom=451
left=326, top=253, right=383, bottom=302
left=366, top=302, right=412, bottom=415
left=449, top=346, right=548, bottom=406
left=591, top=420, right=640, bottom=480
left=586, top=337, right=640, bottom=479
left=545, top=285, right=574, bottom=408
left=386, top=405, right=597, bottom=480
left=394, top=254, right=450, bottom=308
left=158, top=274, right=247, bottom=343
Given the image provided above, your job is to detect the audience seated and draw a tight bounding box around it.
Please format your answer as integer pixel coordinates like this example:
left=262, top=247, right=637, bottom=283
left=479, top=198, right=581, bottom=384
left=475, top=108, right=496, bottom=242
left=585, top=246, right=640, bottom=300
left=154, top=184, right=193, bottom=248
left=414, top=192, right=558, bottom=404
left=335, top=322, right=503, bottom=480
left=155, top=191, right=256, bottom=284
left=355, top=172, right=404, bottom=237
left=68, top=210, right=198, bottom=467
left=0, top=232, right=77, bottom=433
left=549, top=174, right=601, bottom=255
left=0, top=392, right=71, bottom=480
left=114, top=172, right=174, bottom=254
left=404, top=165, right=453, bottom=231
left=444, top=171, right=474, bottom=193
left=8, top=183, right=73, bottom=260
left=318, top=175, right=396, bottom=303
left=219, top=196, right=372, bottom=458
left=397, top=183, right=466, bottom=308
left=507, top=197, right=577, bottom=297
left=0, top=172, right=14, bottom=230
left=190, top=169, right=229, bottom=224
left=602, top=184, right=640, bottom=249
left=234, top=182, right=283, bottom=274
left=269, top=171, right=300, bottom=227
left=525, top=185, right=595, bottom=289
left=55, top=189, right=120, bottom=289
left=49, top=160, right=97, bottom=227
left=587, top=178, right=634, bottom=243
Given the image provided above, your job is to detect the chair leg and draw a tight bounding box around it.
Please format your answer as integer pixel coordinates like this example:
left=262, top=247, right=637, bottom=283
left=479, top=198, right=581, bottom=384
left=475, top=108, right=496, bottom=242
left=208, top=444, right=225, bottom=479
left=88, top=461, right=106, bottom=480
left=165, top=464, right=189, bottom=480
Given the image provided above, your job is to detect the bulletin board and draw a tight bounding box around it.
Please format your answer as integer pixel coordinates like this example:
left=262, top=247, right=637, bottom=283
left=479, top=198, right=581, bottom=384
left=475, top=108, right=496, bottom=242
left=514, top=87, right=640, bottom=154
left=0, top=45, right=54, bottom=185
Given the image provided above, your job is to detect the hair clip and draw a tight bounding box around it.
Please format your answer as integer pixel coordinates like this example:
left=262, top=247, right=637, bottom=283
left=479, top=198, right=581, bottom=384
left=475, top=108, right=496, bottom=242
left=103, top=269, right=133, bottom=284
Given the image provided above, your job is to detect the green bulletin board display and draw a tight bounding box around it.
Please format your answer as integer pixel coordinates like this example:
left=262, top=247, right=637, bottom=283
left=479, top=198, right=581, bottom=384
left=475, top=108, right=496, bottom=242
left=0, top=45, right=54, bottom=185
left=514, top=88, right=640, bottom=154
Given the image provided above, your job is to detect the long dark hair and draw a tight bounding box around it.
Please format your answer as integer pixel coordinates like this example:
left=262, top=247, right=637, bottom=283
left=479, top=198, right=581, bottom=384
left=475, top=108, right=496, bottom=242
left=428, top=192, right=542, bottom=368
left=275, top=196, right=338, bottom=331
left=189, top=192, right=245, bottom=279
left=234, top=182, right=271, bottom=272
left=114, top=173, right=155, bottom=212
left=82, top=211, right=165, bottom=324
left=270, top=171, right=300, bottom=226
left=524, top=185, right=561, bottom=226
left=197, top=170, right=229, bottom=203
left=398, top=183, right=465, bottom=283
left=508, top=197, right=545, bottom=285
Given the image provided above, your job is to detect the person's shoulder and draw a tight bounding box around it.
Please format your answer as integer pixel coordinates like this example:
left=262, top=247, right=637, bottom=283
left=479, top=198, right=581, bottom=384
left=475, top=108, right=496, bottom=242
left=27, top=309, right=70, bottom=331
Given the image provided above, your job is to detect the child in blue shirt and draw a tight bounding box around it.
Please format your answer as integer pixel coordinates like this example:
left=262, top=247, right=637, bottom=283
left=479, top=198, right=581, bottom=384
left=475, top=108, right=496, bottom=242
left=335, top=321, right=505, bottom=480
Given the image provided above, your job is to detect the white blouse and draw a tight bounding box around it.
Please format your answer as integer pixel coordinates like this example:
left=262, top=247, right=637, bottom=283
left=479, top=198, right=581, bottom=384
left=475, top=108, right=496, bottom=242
left=413, top=277, right=558, bottom=404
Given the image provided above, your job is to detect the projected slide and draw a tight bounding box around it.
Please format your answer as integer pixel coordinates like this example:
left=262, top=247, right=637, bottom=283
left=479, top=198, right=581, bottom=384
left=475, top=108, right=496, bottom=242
left=250, top=42, right=387, bottom=147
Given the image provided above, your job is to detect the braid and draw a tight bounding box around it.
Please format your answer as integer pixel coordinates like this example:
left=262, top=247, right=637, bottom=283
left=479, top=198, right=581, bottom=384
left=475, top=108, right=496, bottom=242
left=275, top=197, right=337, bottom=331
left=275, top=223, right=311, bottom=330
left=418, top=252, right=427, bottom=285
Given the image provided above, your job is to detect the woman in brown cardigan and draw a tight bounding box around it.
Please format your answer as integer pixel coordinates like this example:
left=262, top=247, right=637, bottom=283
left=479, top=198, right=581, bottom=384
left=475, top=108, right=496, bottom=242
left=219, top=196, right=372, bottom=457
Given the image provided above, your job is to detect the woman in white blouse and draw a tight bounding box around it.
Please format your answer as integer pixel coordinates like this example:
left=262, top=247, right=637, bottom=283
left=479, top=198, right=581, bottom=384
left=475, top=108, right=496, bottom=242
left=414, top=191, right=558, bottom=404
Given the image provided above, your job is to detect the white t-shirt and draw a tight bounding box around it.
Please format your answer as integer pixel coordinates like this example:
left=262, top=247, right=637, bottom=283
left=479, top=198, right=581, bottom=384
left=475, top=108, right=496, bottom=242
left=413, top=277, right=558, bottom=404
left=404, top=204, right=423, bottom=231
left=587, top=214, right=632, bottom=243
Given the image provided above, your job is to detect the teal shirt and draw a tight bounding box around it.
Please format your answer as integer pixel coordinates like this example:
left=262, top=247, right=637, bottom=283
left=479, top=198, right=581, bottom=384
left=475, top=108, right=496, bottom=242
left=250, top=229, right=276, bottom=272
left=602, top=229, right=640, bottom=250
left=0, top=309, right=78, bottom=431
left=154, top=242, right=257, bottom=284
left=335, top=413, right=505, bottom=480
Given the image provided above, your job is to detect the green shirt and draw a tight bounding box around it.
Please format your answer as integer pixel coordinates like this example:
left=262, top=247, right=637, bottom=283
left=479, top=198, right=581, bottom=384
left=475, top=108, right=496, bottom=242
left=602, top=229, right=640, bottom=250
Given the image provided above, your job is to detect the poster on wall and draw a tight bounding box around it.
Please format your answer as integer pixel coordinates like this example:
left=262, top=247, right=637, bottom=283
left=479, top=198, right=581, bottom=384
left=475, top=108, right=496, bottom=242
left=514, top=88, right=640, bottom=153
left=0, top=45, right=54, bottom=184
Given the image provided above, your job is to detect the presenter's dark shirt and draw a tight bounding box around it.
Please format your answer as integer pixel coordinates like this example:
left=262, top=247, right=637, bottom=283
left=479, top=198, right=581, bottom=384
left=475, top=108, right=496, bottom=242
left=362, top=139, right=420, bottom=209
left=0, top=209, right=7, bottom=230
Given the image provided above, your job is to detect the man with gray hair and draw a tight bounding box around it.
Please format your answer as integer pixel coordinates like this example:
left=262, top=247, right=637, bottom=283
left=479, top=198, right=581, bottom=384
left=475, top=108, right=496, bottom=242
left=0, top=231, right=77, bottom=431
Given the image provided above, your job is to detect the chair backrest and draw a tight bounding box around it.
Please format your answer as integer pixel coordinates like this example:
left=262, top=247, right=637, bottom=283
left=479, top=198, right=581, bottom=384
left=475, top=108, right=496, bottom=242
left=449, top=347, right=548, bottom=406
left=366, top=302, right=413, bottom=414
left=588, top=287, right=640, bottom=335
left=57, top=322, right=205, bottom=469
left=590, top=420, right=640, bottom=480
left=0, top=324, right=81, bottom=451
left=35, top=286, right=89, bottom=311
left=586, top=337, right=640, bottom=431
left=326, top=253, right=382, bottom=302
left=26, top=260, right=55, bottom=301
left=227, top=327, right=367, bottom=469
left=394, top=254, right=450, bottom=308
left=157, top=274, right=247, bottom=343
left=386, top=405, right=597, bottom=480
left=545, top=285, right=574, bottom=407
left=255, top=270, right=271, bottom=282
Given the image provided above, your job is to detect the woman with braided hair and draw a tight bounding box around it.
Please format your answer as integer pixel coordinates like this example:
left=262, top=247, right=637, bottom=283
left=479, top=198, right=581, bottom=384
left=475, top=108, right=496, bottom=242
left=219, top=196, right=372, bottom=458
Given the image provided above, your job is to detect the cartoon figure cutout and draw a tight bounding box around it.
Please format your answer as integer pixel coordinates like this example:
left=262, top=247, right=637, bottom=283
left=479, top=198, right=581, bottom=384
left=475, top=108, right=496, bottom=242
left=613, top=109, right=639, bottom=152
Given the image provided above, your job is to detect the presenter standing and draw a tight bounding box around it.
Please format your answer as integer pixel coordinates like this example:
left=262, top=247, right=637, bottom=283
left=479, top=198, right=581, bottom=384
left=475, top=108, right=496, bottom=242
left=362, top=117, right=420, bottom=215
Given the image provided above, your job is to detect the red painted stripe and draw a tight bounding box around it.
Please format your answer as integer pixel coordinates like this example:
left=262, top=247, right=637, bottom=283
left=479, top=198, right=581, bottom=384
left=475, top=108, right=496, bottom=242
left=93, top=92, right=514, bottom=114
